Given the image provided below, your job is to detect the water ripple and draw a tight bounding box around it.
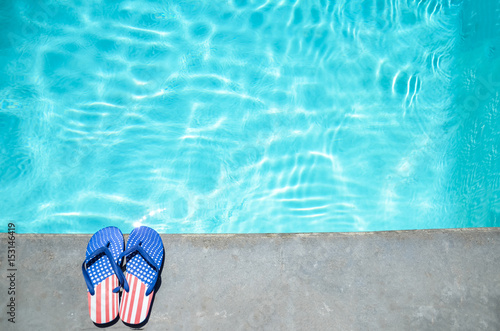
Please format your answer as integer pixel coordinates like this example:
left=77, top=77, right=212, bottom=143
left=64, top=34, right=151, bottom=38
left=1, top=0, right=494, bottom=233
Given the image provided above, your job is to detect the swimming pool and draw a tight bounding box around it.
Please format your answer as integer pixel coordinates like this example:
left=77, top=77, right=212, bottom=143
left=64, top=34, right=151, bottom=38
left=0, top=0, right=498, bottom=234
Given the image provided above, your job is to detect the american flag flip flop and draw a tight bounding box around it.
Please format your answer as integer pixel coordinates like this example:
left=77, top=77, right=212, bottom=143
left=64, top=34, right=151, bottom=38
left=82, top=226, right=125, bottom=325
left=119, top=226, right=164, bottom=325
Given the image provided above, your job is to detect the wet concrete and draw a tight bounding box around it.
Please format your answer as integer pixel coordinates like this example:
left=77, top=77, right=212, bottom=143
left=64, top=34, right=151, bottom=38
left=1, top=228, right=499, bottom=330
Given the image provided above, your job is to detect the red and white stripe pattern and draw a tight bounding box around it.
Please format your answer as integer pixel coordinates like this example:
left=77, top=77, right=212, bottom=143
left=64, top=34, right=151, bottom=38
left=87, top=275, right=119, bottom=324
left=119, top=273, right=154, bottom=324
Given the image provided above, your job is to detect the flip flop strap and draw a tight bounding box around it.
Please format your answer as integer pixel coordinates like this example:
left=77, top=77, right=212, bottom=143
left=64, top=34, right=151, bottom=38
left=119, top=244, right=160, bottom=295
left=82, top=246, right=125, bottom=295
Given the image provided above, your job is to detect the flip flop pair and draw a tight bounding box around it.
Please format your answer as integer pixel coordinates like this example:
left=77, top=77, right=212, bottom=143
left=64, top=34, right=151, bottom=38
left=82, top=226, right=164, bottom=325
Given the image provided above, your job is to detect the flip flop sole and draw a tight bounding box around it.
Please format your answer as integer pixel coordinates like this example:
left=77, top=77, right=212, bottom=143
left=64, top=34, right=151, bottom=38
left=119, top=226, right=163, bottom=325
left=83, top=226, right=124, bottom=324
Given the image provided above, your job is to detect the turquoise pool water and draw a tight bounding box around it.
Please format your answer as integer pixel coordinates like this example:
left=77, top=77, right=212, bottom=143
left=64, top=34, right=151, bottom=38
left=0, top=0, right=499, bottom=234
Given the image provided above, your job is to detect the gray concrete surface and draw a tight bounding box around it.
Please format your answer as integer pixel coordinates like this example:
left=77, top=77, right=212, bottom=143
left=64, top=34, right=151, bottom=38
left=0, top=228, right=500, bottom=330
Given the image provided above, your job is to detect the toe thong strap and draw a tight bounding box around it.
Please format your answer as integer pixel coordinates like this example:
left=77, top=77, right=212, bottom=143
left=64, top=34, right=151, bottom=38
left=82, top=246, right=126, bottom=295
left=118, top=244, right=160, bottom=295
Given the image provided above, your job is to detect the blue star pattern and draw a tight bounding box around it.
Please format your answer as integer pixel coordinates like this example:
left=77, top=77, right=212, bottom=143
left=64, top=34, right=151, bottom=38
left=126, top=226, right=164, bottom=289
left=85, top=227, right=124, bottom=287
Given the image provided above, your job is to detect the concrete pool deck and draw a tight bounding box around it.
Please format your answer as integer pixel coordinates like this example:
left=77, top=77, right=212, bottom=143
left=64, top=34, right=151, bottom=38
left=1, top=228, right=499, bottom=330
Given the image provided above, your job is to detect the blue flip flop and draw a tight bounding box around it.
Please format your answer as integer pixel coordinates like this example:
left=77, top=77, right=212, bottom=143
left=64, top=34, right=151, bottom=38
left=82, top=226, right=125, bottom=324
left=119, top=226, right=164, bottom=325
